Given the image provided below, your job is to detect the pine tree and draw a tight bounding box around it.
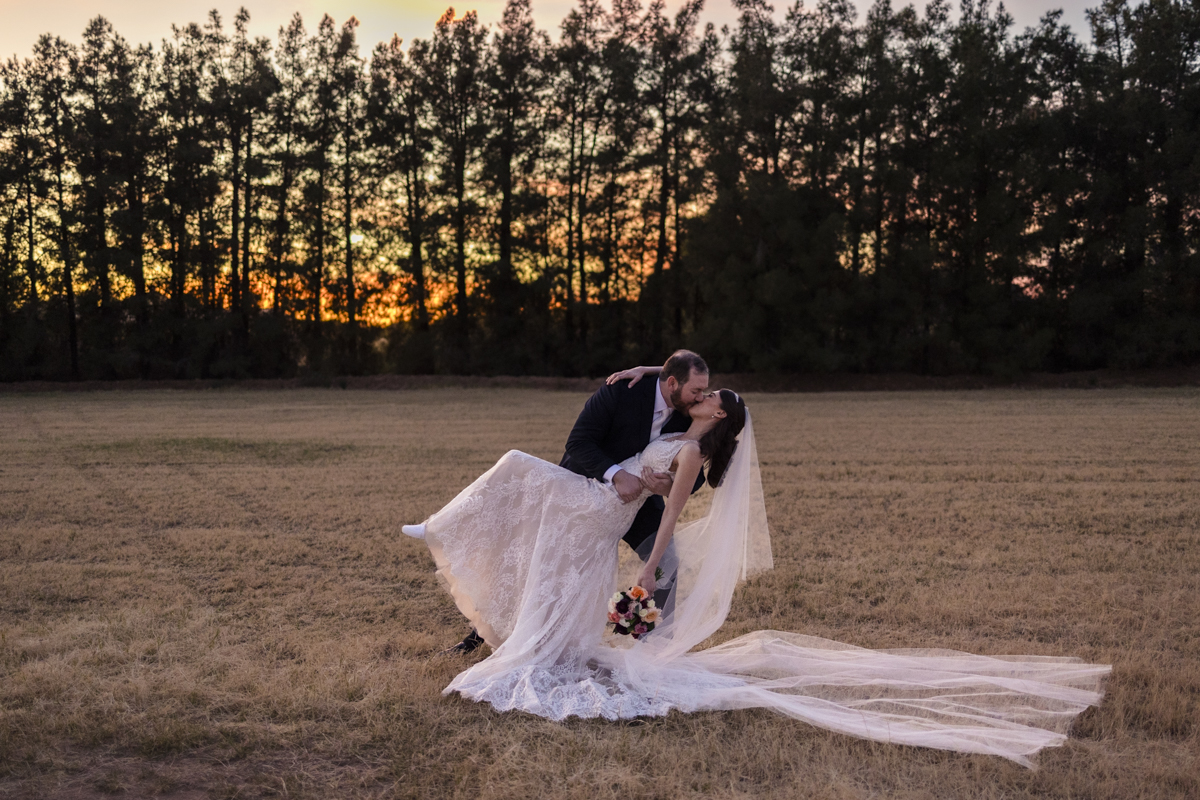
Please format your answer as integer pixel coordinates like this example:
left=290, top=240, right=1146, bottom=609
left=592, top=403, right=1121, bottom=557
left=262, top=14, right=308, bottom=323
left=212, top=8, right=276, bottom=346
left=479, top=0, right=550, bottom=373
left=369, top=33, right=435, bottom=372
left=0, top=55, right=43, bottom=317
left=300, top=14, right=344, bottom=365
left=70, top=17, right=123, bottom=361
left=30, top=35, right=80, bottom=377
left=553, top=0, right=614, bottom=353
left=421, top=9, right=488, bottom=371
left=330, top=16, right=365, bottom=373
left=159, top=18, right=222, bottom=332
left=641, top=0, right=715, bottom=351
left=107, top=39, right=158, bottom=371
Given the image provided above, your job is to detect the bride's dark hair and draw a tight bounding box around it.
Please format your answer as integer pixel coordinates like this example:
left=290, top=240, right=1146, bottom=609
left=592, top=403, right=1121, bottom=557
left=698, top=389, right=746, bottom=488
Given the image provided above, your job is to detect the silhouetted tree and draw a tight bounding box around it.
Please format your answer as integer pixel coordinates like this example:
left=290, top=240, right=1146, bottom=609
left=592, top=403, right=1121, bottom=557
left=421, top=9, right=489, bottom=370
left=0, top=1, right=1196, bottom=380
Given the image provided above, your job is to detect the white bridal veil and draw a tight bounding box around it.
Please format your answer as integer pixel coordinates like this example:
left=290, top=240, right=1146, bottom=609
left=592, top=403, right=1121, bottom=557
left=425, top=407, right=1110, bottom=767
left=638, top=409, right=773, bottom=660
left=601, top=412, right=1110, bottom=767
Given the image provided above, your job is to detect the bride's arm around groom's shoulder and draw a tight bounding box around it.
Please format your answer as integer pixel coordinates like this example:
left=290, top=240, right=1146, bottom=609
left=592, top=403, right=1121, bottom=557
left=605, top=365, right=661, bottom=387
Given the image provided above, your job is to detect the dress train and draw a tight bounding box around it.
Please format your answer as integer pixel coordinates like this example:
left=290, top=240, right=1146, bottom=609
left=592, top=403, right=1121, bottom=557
left=416, top=432, right=1109, bottom=767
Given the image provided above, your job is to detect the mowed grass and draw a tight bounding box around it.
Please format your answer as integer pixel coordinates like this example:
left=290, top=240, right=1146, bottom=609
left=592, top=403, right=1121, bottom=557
left=1, top=387, right=1198, bottom=799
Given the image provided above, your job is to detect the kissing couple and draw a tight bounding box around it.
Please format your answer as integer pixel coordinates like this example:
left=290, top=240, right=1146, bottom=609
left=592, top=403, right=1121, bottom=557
left=402, top=350, right=1109, bottom=767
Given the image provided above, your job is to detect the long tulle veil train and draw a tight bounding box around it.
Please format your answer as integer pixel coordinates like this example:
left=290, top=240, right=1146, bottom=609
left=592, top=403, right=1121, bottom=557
left=592, top=411, right=1110, bottom=767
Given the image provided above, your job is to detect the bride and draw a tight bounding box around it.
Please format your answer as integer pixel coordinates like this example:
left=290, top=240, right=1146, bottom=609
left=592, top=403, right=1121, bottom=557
left=403, top=385, right=1110, bottom=767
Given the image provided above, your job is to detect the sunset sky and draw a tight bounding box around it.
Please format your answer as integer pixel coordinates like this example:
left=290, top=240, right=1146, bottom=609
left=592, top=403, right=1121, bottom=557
left=3, top=0, right=1096, bottom=62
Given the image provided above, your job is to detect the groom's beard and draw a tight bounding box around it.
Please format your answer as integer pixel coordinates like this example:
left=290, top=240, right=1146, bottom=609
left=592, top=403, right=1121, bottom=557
left=669, top=386, right=694, bottom=414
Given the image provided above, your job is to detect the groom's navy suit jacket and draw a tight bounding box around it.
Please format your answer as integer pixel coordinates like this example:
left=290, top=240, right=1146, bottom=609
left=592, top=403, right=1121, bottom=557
left=560, top=377, right=704, bottom=551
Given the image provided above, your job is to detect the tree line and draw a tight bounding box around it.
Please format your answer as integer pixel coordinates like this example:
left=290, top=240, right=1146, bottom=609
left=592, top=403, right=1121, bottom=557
left=0, top=0, right=1196, bottom=380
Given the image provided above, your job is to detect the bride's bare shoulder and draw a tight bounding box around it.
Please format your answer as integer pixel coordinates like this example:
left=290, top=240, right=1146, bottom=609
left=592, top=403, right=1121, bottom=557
left=675, top=440, right=702, bottom=462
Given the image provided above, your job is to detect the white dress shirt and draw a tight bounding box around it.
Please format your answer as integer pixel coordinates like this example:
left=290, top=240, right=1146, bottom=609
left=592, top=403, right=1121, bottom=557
left=604, top=378, right=670, bottom=483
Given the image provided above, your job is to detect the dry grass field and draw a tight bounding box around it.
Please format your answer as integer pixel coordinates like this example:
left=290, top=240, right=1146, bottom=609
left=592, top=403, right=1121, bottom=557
left=1, top=386, right=1198, bottom=799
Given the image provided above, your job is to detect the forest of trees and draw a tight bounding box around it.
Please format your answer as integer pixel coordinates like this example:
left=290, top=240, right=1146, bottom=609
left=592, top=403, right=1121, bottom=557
left=0, top=0, right=1196, bottom=380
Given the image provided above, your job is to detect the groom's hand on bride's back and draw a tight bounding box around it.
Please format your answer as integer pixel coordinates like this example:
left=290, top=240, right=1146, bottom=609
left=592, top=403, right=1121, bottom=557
left=612, top=470, right=643, bottom=503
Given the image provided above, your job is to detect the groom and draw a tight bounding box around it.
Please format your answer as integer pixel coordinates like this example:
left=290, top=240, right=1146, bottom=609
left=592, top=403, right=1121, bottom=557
left=445, top=349, right=710, bottom=654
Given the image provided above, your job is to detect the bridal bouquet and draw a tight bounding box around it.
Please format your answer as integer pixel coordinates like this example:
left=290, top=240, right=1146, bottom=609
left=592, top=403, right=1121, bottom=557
left=607, top=585, right=661, bottom=639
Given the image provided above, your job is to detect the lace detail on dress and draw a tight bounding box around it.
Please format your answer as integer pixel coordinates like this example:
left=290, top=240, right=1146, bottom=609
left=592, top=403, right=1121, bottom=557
left=423, top=437, right=690, bottom=649
left=416, top=435, right=1109, bottom=767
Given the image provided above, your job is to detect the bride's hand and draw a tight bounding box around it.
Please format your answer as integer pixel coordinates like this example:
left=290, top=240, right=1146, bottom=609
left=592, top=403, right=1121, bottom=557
left=637, top=565, right=658, bottom=595
left=606, top=366, right=652, bottom=386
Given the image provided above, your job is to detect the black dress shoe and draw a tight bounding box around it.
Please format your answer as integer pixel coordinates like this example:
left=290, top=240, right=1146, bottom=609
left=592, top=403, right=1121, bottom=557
left=441, top=630, right=485, bottom=655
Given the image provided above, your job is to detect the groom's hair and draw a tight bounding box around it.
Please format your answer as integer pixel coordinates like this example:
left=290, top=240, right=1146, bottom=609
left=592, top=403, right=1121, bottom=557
left=662, top=350, right=708, bottom=385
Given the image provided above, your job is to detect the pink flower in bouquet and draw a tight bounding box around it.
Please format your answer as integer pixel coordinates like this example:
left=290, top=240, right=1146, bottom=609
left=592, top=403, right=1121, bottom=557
left=634, top=623, right=648, bottom=635
left=607, top=611, right=622, bottom=623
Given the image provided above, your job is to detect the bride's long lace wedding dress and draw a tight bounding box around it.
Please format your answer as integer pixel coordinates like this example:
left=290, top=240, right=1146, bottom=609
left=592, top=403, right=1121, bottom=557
left=418, top=420, right=1110, bottom=767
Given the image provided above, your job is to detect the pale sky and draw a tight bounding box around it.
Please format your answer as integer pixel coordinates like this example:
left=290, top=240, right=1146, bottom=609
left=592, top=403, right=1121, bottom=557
left=1, top=0, right=1097, bottom=62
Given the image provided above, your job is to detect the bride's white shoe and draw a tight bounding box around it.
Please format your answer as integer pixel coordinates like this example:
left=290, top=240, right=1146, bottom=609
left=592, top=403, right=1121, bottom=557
left=402, top=523, right=426, bottom=539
